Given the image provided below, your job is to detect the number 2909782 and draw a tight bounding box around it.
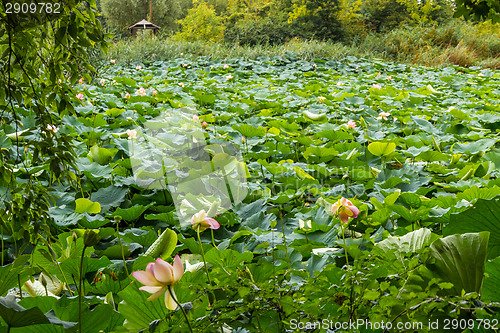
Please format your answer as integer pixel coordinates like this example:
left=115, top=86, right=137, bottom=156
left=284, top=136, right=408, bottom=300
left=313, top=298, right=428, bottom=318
left=5, top=2, right=61, bottom=14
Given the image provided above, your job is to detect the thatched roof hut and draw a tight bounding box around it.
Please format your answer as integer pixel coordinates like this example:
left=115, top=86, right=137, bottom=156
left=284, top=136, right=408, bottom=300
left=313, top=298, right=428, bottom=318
left=127, top=20, right=161, bottom=36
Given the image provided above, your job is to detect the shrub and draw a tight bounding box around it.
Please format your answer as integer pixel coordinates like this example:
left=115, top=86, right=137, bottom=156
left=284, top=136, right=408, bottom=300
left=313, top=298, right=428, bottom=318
left=288, top=0, right=345, bottom=41
left=224, top=12, right=292, bottom=45
left=174, top=0, right=225, bottom=42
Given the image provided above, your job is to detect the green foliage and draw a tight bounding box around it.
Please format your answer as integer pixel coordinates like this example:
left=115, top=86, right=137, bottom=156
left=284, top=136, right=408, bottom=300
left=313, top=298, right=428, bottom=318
left=0, top=295, right=75, bottom=330
left=361, top=0, right=411, bottom=31
left=361, top=0, right=455, bottom=31
left=428, top=232, right=489, bottom=296
left=174, top=0, right=225, bottom=42
left=288, top=0, right=344, bottom=40
left=100, top=0, right=183, bottom=33
left=454, top=0, right=500, bottom=23
left=224, top=11, right=292, bottom=45
left=2, top=36, right=500, bottom=331
left=104, top=18, right=500, bottom=69
left=0, top=0, right=108, bottom=258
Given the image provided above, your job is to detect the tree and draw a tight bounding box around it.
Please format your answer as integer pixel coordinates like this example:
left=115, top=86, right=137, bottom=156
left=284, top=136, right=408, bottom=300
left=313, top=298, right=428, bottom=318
left=0, top=0, right=108, bottom=256
left=454, top=0, right=500, bottom=23
left=100, top=0, right=183, bottom=33
left=288, top=0, right=344, bottom=40
left=222, top=0, right=292, bottom=45
left=174, top=0, right=225, bottom=42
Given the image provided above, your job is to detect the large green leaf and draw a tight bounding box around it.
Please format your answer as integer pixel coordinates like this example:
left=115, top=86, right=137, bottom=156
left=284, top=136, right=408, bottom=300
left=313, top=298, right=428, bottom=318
left=112, top=204, right=152, bottom=222
left=19, top=296, right=122, bottom=333
left=90, top=185, right=129, bottom=212
left=105, top=108, right=125, bottom=117
left=453, top=138, right=496, bottom=155
left=232, top=124, right=266, bottom=137
left=483, top=257, right=500, bottom=301
left=205, top=248, right=253, bottom=268
left=87, top=145, right=116, bottom=165
left=113, top=76, right=137, bottom=87
left=374, top=228, right=434, bottom=260
left=0, top=255, right=31, bottom=296
left=428, top=232, right=489, bottom=296
left=0, top=295, right=75, bottom=329
left=60, top=255, right=112, bottom=282
left=444, top=197, right=500, bottom=258
left=75, top=198, right=101, bottom=214
left=367, top=142, right=396, bottom=156
left=303, top=146, right=338, bottom=161
left=117, top=282, right=168, bottom=331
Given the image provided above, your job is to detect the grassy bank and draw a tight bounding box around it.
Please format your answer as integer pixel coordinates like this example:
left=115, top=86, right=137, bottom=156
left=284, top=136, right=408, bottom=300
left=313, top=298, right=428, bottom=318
left=101, top=20, right=500, bottom=69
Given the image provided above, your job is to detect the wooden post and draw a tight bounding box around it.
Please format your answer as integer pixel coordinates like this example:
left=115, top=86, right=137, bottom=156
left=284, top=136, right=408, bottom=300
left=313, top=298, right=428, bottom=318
left=149, top=0, right=153, bottom=22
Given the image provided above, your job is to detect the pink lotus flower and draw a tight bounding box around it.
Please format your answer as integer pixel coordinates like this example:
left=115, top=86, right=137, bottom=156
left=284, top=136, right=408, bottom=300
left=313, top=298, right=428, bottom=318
left=126, top=129, right=137, bottom=139
left=372, top=84, right=382, bottom=89
left=191, top=209, right=220, bottom=232
left=180, top=53, right=184, bottom=56
left=132, top=256, right=184, bottom=310
left=201, top=121, right=208, bottom=129
left=76, top=93, right=84, bottom=100
left=153, top=90, right=157, bottom=96
left=125, top=92, right=131, bottom=99
left=46, top=124, right=60, bottom=133
left=136, top=87, right=146, bottom=96
left=377, top=112, right=391, bottom=121
left=193, top=114, right=199, bottom=122
left=226, top=74, right=233, bottom=80
left=224, top=64, right=229, bottom=69
left=346, top=120, right=356, bottom=129
left=78, top=78, right=83, bottom=84
left=332, top=197, right=359, bottom=224
left=136, top=65, right=142, bottom=70
left=110, top=59, right=116, bottom=64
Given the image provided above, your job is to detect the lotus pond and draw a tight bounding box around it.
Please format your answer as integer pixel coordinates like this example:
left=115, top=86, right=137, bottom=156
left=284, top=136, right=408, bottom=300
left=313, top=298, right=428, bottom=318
left=1, top=56, right=500, bottom=332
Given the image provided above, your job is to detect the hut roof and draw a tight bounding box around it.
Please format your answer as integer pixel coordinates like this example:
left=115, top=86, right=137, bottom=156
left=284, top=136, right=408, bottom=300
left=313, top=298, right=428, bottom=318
left=127, top=20, right=161, bottom=30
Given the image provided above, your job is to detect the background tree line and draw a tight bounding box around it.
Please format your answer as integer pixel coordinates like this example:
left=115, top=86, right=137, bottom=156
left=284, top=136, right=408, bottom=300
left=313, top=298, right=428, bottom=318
left=96, top=0, right=498, bottom=45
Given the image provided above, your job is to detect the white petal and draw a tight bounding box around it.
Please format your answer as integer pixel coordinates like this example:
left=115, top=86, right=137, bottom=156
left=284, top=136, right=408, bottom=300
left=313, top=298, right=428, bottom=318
left=132, top=270, right=159, bottom=286
left=145, top=286, right=166, bottom=301
left=139, top=285, right=163, bottom=294
left=172, top=255, right=184, bottom=283
left=153, top=258, right=173, bottom=284
left=165, top=287, right=178, bottom=310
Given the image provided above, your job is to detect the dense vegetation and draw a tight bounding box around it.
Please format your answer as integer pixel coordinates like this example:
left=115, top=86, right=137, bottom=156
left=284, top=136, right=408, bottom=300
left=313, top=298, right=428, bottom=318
left=1, top=0, right=499, bottom=332
left=104, top=20, right=500, bottom=70
left=95, top=0, right=500, bottom=69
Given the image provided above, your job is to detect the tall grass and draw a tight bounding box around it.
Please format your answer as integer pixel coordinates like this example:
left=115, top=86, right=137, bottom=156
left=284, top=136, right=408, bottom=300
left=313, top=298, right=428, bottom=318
left=102, top=20, right=500, bottom=69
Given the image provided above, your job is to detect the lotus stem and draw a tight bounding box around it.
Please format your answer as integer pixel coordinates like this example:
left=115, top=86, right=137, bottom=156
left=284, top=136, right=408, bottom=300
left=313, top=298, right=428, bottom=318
left=342, top=226, right=349, bottom=266
left=168, top=285, right=193, bottom=333
left=79, top=245, right=87, bottom=333
left=197, top=227, right=212, bottom=286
